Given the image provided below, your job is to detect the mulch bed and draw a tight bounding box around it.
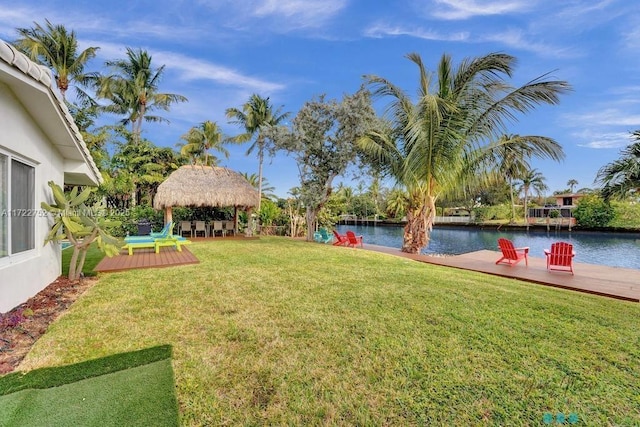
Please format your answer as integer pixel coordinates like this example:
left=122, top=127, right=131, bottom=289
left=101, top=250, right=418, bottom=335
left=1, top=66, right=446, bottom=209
left=0, top=276, right=95, bottom=374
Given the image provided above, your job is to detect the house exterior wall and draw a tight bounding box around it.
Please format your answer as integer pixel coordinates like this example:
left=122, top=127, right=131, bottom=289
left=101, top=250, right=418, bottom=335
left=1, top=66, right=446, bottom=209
left=0, top=82, right=63, bottom=313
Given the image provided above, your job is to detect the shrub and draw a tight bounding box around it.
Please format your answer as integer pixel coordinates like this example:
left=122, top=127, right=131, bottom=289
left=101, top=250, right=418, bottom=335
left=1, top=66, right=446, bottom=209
left=608, top=200, right=640, bottom=229
left=472, top=204, right=513, bottom=222
left=573, top=195, right=615, bottom=228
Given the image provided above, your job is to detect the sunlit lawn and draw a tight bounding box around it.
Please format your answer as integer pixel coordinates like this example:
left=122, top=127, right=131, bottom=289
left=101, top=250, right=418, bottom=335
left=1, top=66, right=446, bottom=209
left=21, top=237, right=640, bottom=425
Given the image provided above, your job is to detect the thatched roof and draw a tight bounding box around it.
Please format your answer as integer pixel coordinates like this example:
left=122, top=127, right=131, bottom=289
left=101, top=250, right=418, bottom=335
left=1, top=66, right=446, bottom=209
left=154, top=166, right=259, bottom=209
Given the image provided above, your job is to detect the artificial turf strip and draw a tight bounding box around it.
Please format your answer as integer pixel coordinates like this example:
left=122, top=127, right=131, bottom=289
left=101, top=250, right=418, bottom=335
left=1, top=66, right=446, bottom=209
left=0, top=345, right=178, bottom=427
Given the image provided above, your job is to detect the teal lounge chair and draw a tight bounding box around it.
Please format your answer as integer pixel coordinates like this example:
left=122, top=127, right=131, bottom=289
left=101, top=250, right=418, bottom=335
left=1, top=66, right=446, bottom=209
left=313, top=228, right=332, bottom=244
left=150, top=222, right=174, bottom=238
left=125, top=222, right=174, bottom=242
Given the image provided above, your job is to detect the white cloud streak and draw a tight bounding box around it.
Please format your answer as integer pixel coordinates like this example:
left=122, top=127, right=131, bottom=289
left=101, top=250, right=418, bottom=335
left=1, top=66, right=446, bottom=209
left=200, top=0, right=347, bottom=32
left=364, top=23, right=469, bottom=41
left=574, top=131, right=631, bottom=149
left=430, top=0, right=533, bottom=20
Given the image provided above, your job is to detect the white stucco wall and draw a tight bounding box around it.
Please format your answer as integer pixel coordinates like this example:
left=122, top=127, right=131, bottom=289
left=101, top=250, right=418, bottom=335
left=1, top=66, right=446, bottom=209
left=0, top=82, right=63, bottom=313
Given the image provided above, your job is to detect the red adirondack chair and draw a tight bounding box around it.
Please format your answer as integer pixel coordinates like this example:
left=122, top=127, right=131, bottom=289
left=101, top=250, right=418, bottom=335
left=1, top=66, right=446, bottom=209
left=332, top=230, right=349, bottom=246
left=495, top=238, right=529, bottom=267
left=346, top=230, right=363, bottom=248
left=544, top=241, right=575, bottom=275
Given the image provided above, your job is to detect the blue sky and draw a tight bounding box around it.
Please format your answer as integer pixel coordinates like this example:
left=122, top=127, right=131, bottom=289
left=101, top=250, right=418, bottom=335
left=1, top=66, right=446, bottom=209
left=1, top=0, right=639, bottom=198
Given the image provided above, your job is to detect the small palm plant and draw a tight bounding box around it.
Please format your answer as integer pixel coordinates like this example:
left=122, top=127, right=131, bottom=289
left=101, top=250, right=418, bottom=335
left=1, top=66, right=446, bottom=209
left=41, top=181, right=122, bottom=281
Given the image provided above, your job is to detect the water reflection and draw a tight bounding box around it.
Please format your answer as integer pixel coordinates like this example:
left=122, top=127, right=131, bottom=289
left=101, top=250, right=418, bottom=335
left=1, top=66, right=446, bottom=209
left=336, top=225, right=640, bottom=270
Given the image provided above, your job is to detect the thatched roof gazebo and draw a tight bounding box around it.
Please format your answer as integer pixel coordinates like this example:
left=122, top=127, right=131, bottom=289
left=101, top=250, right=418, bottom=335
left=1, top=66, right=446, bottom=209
left=154, top=165, right=260, bottom=236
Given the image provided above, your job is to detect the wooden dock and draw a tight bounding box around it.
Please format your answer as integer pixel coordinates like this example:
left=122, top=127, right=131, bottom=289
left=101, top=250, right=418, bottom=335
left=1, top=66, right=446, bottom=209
left=365, top=244, right=640, bottom=302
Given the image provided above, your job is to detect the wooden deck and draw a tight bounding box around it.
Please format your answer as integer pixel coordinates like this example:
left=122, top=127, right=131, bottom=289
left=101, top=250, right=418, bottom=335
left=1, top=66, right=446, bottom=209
left=94, top=247, right=199, bottom=272
left=93, top=236, right=257, bottom=273
left=364, top=244, right=640, bottom=302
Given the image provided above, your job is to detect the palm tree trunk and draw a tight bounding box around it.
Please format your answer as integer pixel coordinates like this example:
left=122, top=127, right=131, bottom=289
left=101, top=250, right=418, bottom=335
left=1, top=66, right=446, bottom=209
left=509, top=178, right=516, bottom=224
left=524, top=186, right=530, bottom=230
left=402, top=195, right=434, bottom=254
left=257, top=142, right=264, bottom=212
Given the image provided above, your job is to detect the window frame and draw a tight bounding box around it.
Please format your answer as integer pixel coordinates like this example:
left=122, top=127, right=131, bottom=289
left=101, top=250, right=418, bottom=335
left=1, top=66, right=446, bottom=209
left=0, top=147, right=37, bottom=263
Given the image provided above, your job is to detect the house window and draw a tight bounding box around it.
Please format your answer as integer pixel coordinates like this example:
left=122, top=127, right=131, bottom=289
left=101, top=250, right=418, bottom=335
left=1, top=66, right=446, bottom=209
left=562, top=197, right=572, bottom=206
left=0, top=152, right=36, bottom=258
left=0, top=154, right=7, bottom=257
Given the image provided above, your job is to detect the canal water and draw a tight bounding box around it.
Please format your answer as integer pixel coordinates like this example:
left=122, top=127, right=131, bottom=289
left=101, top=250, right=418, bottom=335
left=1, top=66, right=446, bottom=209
left=336, top=224, right=640, bottom=270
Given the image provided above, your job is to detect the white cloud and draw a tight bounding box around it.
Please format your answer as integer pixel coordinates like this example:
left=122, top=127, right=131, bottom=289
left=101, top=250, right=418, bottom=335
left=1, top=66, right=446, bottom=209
left=565, top=109, right=640, bottom=128
left=81, top=39, right=284, bottom=94
left=153, top=51, right=285, bottom=93
left=574, top=130, right=631, bottom=149
left=430, top=0, right=532, bottom=20
left=201, top=0, right=347, bottom=32
left=363, top=23, right=469, bottom=41
left=481, top=28, right=578, bottom=58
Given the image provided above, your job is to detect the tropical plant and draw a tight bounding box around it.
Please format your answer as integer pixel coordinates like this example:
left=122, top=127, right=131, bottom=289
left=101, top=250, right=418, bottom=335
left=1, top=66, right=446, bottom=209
left=41, top=181, right=121, bottom=281
left=567, top=179, right=578, bottom=193
left=241, top=172, right=277, bottom=201
left=226, top=94, right=289, bottom=210
left=518, top=168, right=548, bottom=224
left=14, top=19, right=99, bottom=100
left=106, top=134, right=183, bottom=206
left=482, top=135, right=561, bottom=223
left=385, top=188, right=409, bottom=219
left=265, top=90, right=377, bottom=241
left=95, top=47, right=187, bottom=142
left=359, top=52, right=570, bottom=253
left=178, top=120, right=228, bottom=166
left=596, top=131, right=640, bottom=201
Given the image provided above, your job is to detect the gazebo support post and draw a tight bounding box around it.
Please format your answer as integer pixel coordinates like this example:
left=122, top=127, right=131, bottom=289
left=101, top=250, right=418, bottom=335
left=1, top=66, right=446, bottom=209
left=164, top=207, right=173, bottom=225
left=233, top=206, right=239, bottom=235
left=245, top=208, right=253, bottom=237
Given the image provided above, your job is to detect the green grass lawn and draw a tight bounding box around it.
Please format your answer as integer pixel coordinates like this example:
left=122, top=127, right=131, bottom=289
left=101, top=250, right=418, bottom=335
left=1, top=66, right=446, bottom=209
left=18, top=237, right=640, bottom=425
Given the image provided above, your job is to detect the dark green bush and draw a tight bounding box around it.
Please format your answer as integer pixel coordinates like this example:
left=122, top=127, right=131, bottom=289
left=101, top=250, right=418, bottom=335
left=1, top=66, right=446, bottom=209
left=573, top=195, right=615, bottom=228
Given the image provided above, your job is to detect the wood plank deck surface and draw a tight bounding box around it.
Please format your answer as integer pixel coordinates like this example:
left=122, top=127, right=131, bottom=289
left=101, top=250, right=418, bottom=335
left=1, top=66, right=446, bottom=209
left=93, top=236, right=257, bottom=273
left=94, top=246, right=199, bottom=272
left=364, top=244, right=640, bottom=302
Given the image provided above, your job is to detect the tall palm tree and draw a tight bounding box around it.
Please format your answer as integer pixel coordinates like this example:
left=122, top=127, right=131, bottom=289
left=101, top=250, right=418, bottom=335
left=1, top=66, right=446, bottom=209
left=96, top=48, right=187, bottom=142
left=226, top=94, right=289, bottom=210
left=360, top=52, right=569, bottom=253
left=596, top=131, right=640, bottom=200
left=518, top=168, right=548, bottom=224
left=179, top=120, right=228, bottom=166
left=14, top=19, right=99, bottom=100
left=567, top=179, right=578, bottom=193
left=486, top=134, right=562, bottom=223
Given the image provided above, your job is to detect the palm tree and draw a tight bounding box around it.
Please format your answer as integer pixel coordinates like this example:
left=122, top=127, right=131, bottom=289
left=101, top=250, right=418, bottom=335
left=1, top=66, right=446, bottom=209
left=240, top=172, right=277, bottom=200
left=14, top=19, right=99, bottom=100
left=518, top=168, right=548, bottom=224
left=96, top=48, right=187, bottom=142
left=567, top=179, right=578, bottom=193
left=360, top=52, right=569, bottom=253
left=385, top=188, right=409, bottom=219
left=179, top=121, right=228, bottom=166
left=226, top=94, right=289, bottom=210
left=486, top=134, right=562, bottom=223
left=596, top=131, right=640, bottom=200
